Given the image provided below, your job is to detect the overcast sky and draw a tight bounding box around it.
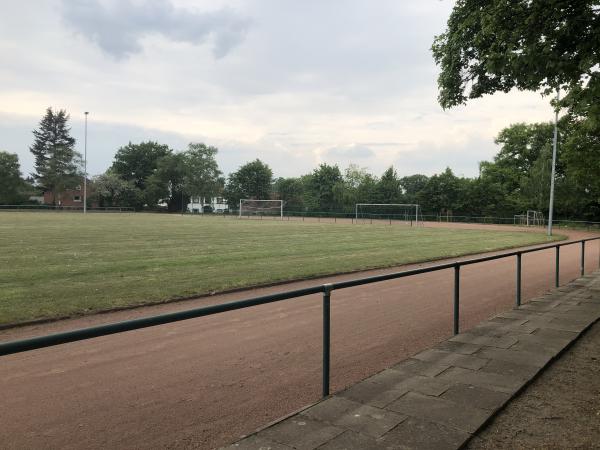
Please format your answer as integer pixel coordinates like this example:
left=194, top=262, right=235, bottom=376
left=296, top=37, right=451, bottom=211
left=1, top=0, right=555, bottom=179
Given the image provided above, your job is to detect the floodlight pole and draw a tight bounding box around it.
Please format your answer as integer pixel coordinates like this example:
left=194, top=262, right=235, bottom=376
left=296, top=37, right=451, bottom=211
left=547, top=90, right=559, bottom=236
left=84, top=112, right=89, bottom=214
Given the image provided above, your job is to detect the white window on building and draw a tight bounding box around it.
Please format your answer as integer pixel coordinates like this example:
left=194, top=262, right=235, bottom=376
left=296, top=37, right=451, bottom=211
left=73, top=195, right=82, bottom=202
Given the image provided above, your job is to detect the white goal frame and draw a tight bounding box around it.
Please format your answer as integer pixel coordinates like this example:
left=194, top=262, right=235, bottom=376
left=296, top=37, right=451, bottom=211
left=514, top=210, right=545, bottom=227
left=239, top=199, right=283, bottom=219
left=355, top=203, right=421, bottom=226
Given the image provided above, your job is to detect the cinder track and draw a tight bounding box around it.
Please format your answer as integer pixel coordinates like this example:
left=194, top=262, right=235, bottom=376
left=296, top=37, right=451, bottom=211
left=1, top=224, right=597, bottom=449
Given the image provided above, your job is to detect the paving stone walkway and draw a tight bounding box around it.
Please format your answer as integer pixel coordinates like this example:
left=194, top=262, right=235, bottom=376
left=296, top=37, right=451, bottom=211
left=225, top=271, right=600, bottom=450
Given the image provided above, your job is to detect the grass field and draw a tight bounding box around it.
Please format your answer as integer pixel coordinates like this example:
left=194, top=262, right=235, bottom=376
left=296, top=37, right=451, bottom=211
left=0, top=212, right=560, bottom=325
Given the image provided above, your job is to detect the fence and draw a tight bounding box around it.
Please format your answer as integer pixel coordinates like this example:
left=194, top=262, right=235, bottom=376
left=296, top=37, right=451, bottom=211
left=227, top=209, right=600, bottom=230
left=0, top=204, right=135, bottom=212
left=3, top=205, right=598, bottom=229
left=1, top=236, right=599, bottom=398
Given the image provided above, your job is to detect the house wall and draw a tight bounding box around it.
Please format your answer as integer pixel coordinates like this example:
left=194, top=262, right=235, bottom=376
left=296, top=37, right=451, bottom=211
left=187, top=196, right=228, bottom=213
left=43, top=186, right=98, bottom=207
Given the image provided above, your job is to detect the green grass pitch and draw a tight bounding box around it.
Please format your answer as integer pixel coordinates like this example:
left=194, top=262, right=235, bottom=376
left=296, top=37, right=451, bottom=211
left=0, top=212, right=559, bottom=325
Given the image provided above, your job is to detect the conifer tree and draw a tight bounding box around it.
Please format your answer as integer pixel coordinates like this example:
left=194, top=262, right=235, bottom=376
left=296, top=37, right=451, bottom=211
left=30, top=107, right=81, bottom=204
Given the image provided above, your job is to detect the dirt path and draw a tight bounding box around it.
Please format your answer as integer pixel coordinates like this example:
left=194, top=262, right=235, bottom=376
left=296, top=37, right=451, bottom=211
left=0, top=225, right=598, bottom=449
left=467, top=318, right=600, bottom=449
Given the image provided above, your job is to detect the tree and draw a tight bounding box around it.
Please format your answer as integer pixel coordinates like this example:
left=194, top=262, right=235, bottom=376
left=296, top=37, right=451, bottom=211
left=29, top=107, right=81, bottom=204
left=399, top=174, right=429, bottom=204
left=93, top=171, right=143, bottom=208
left=378, top=167, right=402, bottom=204
left=224, top=159, right=273, bottom=208
left=432, top=0, right=600, bottom=109
left=0, top=151, right=28, bottom=204
left=273, top=177, right=305, bottom=211
left=418, top=168, right=462, bottom=214
left=111, top=141, right=171, bottom=191
left=307, top=163, right=343, bottom=211
left=182, top=143, right=223, bottom=208
left=146, top=153, right=188, bottom=212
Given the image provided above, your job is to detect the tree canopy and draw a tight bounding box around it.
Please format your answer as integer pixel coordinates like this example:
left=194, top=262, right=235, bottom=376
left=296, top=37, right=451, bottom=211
left=0, top=151, right=29, bottom=204
left=29, top=107, right=81, bottom=203
left=224, top=159, right=273, bottom=207
left=111, top=141, right=171, bottom=191
left=183, top=143, right=223, bottom=203
left=432, top=0, right=600, bottom=109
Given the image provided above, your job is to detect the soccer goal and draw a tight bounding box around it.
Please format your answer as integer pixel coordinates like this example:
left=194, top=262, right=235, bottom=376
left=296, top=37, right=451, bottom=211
left=355, top=203, right=423, bottom=226
left=514, top=210, right=545, bottom=227
left=239, top=199, right=283, bottom=219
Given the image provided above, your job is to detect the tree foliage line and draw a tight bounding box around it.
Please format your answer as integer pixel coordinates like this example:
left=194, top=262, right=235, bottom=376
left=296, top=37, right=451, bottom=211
left=0, top=108, right=598, bottom=220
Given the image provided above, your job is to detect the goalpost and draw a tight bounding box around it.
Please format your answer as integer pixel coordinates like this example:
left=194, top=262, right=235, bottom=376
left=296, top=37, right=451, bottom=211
left=239, top=199, right=283, bottom=219
left=514, top=210, right=545, bottom=227
left=355, top=203, right=422, bottom=226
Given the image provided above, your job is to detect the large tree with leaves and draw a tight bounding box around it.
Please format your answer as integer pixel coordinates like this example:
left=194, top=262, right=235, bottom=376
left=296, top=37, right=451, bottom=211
left=93, top=171, right=143, bottom=208
left=0, top=151, right=29, bottom=204
left=182, top=143, right=223, bottom=207
left=29, top=107, right=81, bottom=203
left=224, top=159, right=273, bottom=208
left=432, top=0, right=600, bottom=109
left=306, top=163, right=343, bottom=211
left=111, top=141, right=171, bottom=191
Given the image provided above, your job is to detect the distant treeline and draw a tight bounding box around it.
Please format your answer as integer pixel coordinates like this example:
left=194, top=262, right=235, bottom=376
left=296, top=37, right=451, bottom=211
left=1, top=108, right=598, bottom=221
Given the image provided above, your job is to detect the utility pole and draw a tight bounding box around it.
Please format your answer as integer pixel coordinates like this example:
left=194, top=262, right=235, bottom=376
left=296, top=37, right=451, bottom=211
left=84, top=111, right=89, bottom=214
left=547, top=91, right=559, bottom=236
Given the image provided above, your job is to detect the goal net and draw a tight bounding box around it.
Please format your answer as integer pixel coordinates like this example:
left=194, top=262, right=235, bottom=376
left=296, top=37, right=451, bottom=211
left=239, top=199, right=283, bottom=219
left=514, top=210, right=545, bottom=227
left=355, top=203, right=423, bottom=226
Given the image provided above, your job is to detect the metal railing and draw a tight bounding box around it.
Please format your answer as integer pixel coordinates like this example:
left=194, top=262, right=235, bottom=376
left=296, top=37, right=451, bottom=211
left=1, top=237, right=599, bottom=398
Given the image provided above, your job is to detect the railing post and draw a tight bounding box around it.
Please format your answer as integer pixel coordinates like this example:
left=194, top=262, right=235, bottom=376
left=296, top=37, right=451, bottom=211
left=516, top=253, right=522, bottom=306
left=453, top=265, right=460, bottom=335
left=322, top=285, right=332, bottom=397
left=581, top=241, right=585, bottom=277
left=555, top=246, right=560, bottom=288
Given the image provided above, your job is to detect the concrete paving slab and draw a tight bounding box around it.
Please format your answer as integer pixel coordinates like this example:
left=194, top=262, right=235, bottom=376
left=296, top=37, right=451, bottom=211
left=331, top=404, right=406, bottom=438
left=338, top=380, right=407, bottom=408
left=412, top=349, right=488, bottom=370
left=434, top=340, right=482, bottom=355
left=440, top=384, right=510, bottom=411
left=386, top=392, right=489, bottom=433
left=301, top=397, right=407, bottom=438
left=259, top=417, right=344, bottom=450
left=435, top=366, right=525, bottom=394
left=378, top=417, right=470, bottom=450
left=300, top=397, right=363, bottom=423
left=390, top=358, right=450, bottom=377
left=473, top=346, right=553, bottom=368
left=481, top=358, right=540, bottom=380
left=316, top=430, right=382, bottom=450
left=226, top=435, right=293, bottom=449
left=449, top=333, right=518, bottom=349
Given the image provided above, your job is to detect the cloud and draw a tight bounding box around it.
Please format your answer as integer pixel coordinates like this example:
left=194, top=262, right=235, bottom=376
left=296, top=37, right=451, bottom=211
left=60, top=0, right=250, bottom=59
left=324, top=144, right=375, bottom=158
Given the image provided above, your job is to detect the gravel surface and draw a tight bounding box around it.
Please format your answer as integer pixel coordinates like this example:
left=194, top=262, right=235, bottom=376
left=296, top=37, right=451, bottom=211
left=467, top=320, right=600, bottom=449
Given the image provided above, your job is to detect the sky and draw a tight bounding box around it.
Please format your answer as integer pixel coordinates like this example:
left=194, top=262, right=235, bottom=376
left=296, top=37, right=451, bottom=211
left=0, top=0, right=556, bottom=179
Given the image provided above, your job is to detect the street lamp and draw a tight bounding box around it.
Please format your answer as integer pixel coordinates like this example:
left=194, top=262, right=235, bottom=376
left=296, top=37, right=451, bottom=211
left=84, top=111, right=89, bottom=214
left=547, top=91, right=559, bottom=236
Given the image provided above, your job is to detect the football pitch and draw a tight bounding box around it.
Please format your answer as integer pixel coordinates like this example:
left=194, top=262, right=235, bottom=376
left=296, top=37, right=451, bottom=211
left=0, top=212, right=559, bottom=325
